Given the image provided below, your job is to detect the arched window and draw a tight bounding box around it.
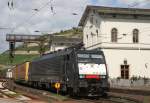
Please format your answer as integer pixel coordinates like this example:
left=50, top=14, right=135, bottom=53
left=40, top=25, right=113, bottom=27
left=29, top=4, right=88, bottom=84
left=111, top=28, right=118, bottom=42
left=96, top=29, right=98, bottom=36
left=86, top=35, right=88, bottom=40
left=90, top=16, right=94, bottom=24
left=133, top=29, right=139, bottom=43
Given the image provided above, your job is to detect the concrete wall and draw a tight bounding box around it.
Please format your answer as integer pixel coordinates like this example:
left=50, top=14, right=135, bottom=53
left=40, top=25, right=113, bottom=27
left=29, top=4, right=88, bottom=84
left=110, top=78, right=150, bottom=89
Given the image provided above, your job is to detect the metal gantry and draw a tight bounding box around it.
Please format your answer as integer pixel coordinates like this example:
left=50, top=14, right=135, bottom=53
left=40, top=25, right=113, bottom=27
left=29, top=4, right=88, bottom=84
left=6, top=34, right=44, bottom=63
left=6, top=34, right=43, bottom=42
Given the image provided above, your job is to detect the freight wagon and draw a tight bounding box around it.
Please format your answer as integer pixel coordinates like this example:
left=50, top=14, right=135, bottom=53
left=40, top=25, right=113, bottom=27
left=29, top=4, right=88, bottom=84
left=12, top=62, right=29, bottom=82
left=12, top=49, right=109, bottom=97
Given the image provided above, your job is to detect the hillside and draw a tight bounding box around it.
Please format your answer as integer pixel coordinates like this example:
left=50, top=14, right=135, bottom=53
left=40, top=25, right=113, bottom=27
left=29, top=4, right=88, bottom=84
left=0, top=27, right=82, bottom=69
left=54, top=27, right=83, bottom=38
left=0, top=53, right=39, bottom=66
left=15, top=27, right=82, bottom=52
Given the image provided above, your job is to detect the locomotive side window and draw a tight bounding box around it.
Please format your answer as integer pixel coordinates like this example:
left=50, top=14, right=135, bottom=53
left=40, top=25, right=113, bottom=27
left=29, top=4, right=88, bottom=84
left=77, top=54, right=103, bottom=58
left=91, top=54, right=103, bottom=58
left=77, top=54, right=89, bottom=58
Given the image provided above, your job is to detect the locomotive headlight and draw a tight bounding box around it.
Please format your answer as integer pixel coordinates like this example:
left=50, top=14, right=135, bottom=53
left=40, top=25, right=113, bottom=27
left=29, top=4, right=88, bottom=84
left=79, top=74, right=85, bottom=78
left=101, top=75, right=106, bottom=78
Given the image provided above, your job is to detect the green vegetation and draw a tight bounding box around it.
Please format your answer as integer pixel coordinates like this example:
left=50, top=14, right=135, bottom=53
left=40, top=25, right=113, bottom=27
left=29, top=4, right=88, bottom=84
left=144, top=96, right=150, bottom=103
left=0, top=54, right=39, bottom=66
left=54, top=27, right=83, bottom=38
left=0, top=27, right=82, bottom=69
left=15, top=45, right=50, bottom=51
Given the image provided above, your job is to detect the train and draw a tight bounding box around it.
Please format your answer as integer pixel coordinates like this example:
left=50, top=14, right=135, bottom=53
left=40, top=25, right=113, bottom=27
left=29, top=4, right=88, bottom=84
left=11, top=48, right=109, bottom=97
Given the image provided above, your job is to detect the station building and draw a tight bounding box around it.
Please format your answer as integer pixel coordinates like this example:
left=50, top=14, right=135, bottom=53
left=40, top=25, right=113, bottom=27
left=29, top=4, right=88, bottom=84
left=79, top=5, right=150, bottom=79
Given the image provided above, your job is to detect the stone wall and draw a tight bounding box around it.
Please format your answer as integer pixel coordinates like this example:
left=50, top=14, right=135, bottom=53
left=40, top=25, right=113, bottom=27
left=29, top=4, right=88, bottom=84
left=109, top=78, right=150, bottom=89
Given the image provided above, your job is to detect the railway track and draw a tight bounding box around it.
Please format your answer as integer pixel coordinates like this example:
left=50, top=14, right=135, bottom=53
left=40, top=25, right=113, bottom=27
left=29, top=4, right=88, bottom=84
left=4, top=79, right=142, bottom=103
left=65, top=95, right=141, bottom=103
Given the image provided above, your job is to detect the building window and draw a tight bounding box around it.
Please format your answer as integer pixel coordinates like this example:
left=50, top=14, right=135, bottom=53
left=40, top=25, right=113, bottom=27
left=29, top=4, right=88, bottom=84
left=86, top=35, right=88, bottom=40
left=133, top=29, right=139, bottom=43
left=91, top=32, right=95, bottom=36
left=121, top=65, right=129, bottom=79
left=96, top=30, right=98, bottom=35
left=90, top=16, right=94, bottom=24
left=133, top=14, right=138, bottom=19
left=96, top=19, right=98, bottom=24
left=112, top=14, right=116, bottom=18
left=111, top=28, right=118, bottom=42
left=93, top=10, right=96, bottom=14
left=60, top=43, right=64, bottom=46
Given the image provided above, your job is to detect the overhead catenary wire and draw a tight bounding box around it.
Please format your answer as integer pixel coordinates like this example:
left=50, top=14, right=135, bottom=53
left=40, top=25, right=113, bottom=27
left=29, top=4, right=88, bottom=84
left=8, top=0, right=83, bottom=34
left=8, top=0, right=14, bottom=10
left=87, top=26, right=150, bottom=39
left=50, top=0, right=55, bottom=14
left=128, top=0, right=150, bottom=8
left=11, top=0, right=55, bottom=33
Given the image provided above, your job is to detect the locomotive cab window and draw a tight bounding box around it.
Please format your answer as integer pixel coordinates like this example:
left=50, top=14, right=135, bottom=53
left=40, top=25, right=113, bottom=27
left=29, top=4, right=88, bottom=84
left=77, top=53, right=107, bottom=78
left=77, top=53, right=104, bottom=63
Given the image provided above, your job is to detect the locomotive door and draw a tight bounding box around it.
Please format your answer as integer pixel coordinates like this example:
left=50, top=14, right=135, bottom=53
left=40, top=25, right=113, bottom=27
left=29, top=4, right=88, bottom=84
left=64, top=55, right=72, bottom=86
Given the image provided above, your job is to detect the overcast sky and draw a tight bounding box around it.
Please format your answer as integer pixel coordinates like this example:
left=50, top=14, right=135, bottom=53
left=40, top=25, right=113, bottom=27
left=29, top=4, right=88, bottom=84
left=0, top=0, right=150, bottom=53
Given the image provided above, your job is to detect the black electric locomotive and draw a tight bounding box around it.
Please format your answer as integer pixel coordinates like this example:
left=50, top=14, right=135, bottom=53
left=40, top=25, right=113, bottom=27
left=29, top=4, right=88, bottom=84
left=28, top=48, right=109, bottom=97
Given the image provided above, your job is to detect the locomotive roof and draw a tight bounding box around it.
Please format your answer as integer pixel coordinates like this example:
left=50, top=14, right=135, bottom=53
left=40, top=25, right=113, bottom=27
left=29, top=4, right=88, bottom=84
left=32, top=49, right=104, bottom=63
left=32, top=49, right=73, bottom=62
left=77, top=50, right=104, bottom=54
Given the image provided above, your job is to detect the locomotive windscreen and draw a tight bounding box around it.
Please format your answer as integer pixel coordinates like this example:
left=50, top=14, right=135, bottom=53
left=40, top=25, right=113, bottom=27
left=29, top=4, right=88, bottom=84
left=77, top=53, right=107, bottom=76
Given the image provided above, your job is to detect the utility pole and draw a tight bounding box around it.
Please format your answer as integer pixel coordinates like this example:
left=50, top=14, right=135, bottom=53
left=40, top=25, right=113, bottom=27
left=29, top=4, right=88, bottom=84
left=9, top=42, right=15, bottom=63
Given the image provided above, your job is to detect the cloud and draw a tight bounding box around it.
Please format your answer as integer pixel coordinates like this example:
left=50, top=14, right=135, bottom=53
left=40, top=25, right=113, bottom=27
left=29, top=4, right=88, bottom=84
left=0, top=31, right=9, bottom=53
left=0, top=0, right=91, bottom=53
left=0, top=0, right=150, bottom=53
left=117, top=0, right=150, bottom=8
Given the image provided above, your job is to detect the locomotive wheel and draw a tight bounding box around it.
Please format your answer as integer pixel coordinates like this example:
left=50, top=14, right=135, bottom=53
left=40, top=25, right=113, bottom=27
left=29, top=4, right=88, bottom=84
left=68, top=88, right=75, bottom=97
left=102, top=92, right=108, bottom=98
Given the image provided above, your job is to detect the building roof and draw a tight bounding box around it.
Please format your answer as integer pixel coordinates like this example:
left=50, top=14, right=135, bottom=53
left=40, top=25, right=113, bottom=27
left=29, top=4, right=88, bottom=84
left=79, top=5, right=150, bottom=26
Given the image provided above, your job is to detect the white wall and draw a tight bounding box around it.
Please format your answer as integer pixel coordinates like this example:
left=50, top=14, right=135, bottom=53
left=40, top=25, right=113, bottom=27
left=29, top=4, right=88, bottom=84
left=101, top=18, right=150, bottom=44
left=84, top=14, right=150, bottom=48
left=103, top=49, right=150, bottom=78
left=83, top=10, right=102, bottom=48
left=83, top=12, right=150, bottom=78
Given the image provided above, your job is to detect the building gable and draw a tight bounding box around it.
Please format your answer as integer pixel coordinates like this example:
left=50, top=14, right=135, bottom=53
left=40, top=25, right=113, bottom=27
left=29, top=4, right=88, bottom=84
left=79, top=5, right=150, bottom=26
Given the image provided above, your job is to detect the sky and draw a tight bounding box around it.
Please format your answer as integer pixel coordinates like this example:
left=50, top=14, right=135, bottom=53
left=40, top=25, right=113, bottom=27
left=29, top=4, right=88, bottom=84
left=0, top=0, right=150, bottom=53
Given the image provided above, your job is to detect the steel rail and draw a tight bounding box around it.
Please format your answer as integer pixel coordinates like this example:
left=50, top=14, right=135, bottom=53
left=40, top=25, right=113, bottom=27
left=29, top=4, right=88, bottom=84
left=5, top=79, right=142, bottom=103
